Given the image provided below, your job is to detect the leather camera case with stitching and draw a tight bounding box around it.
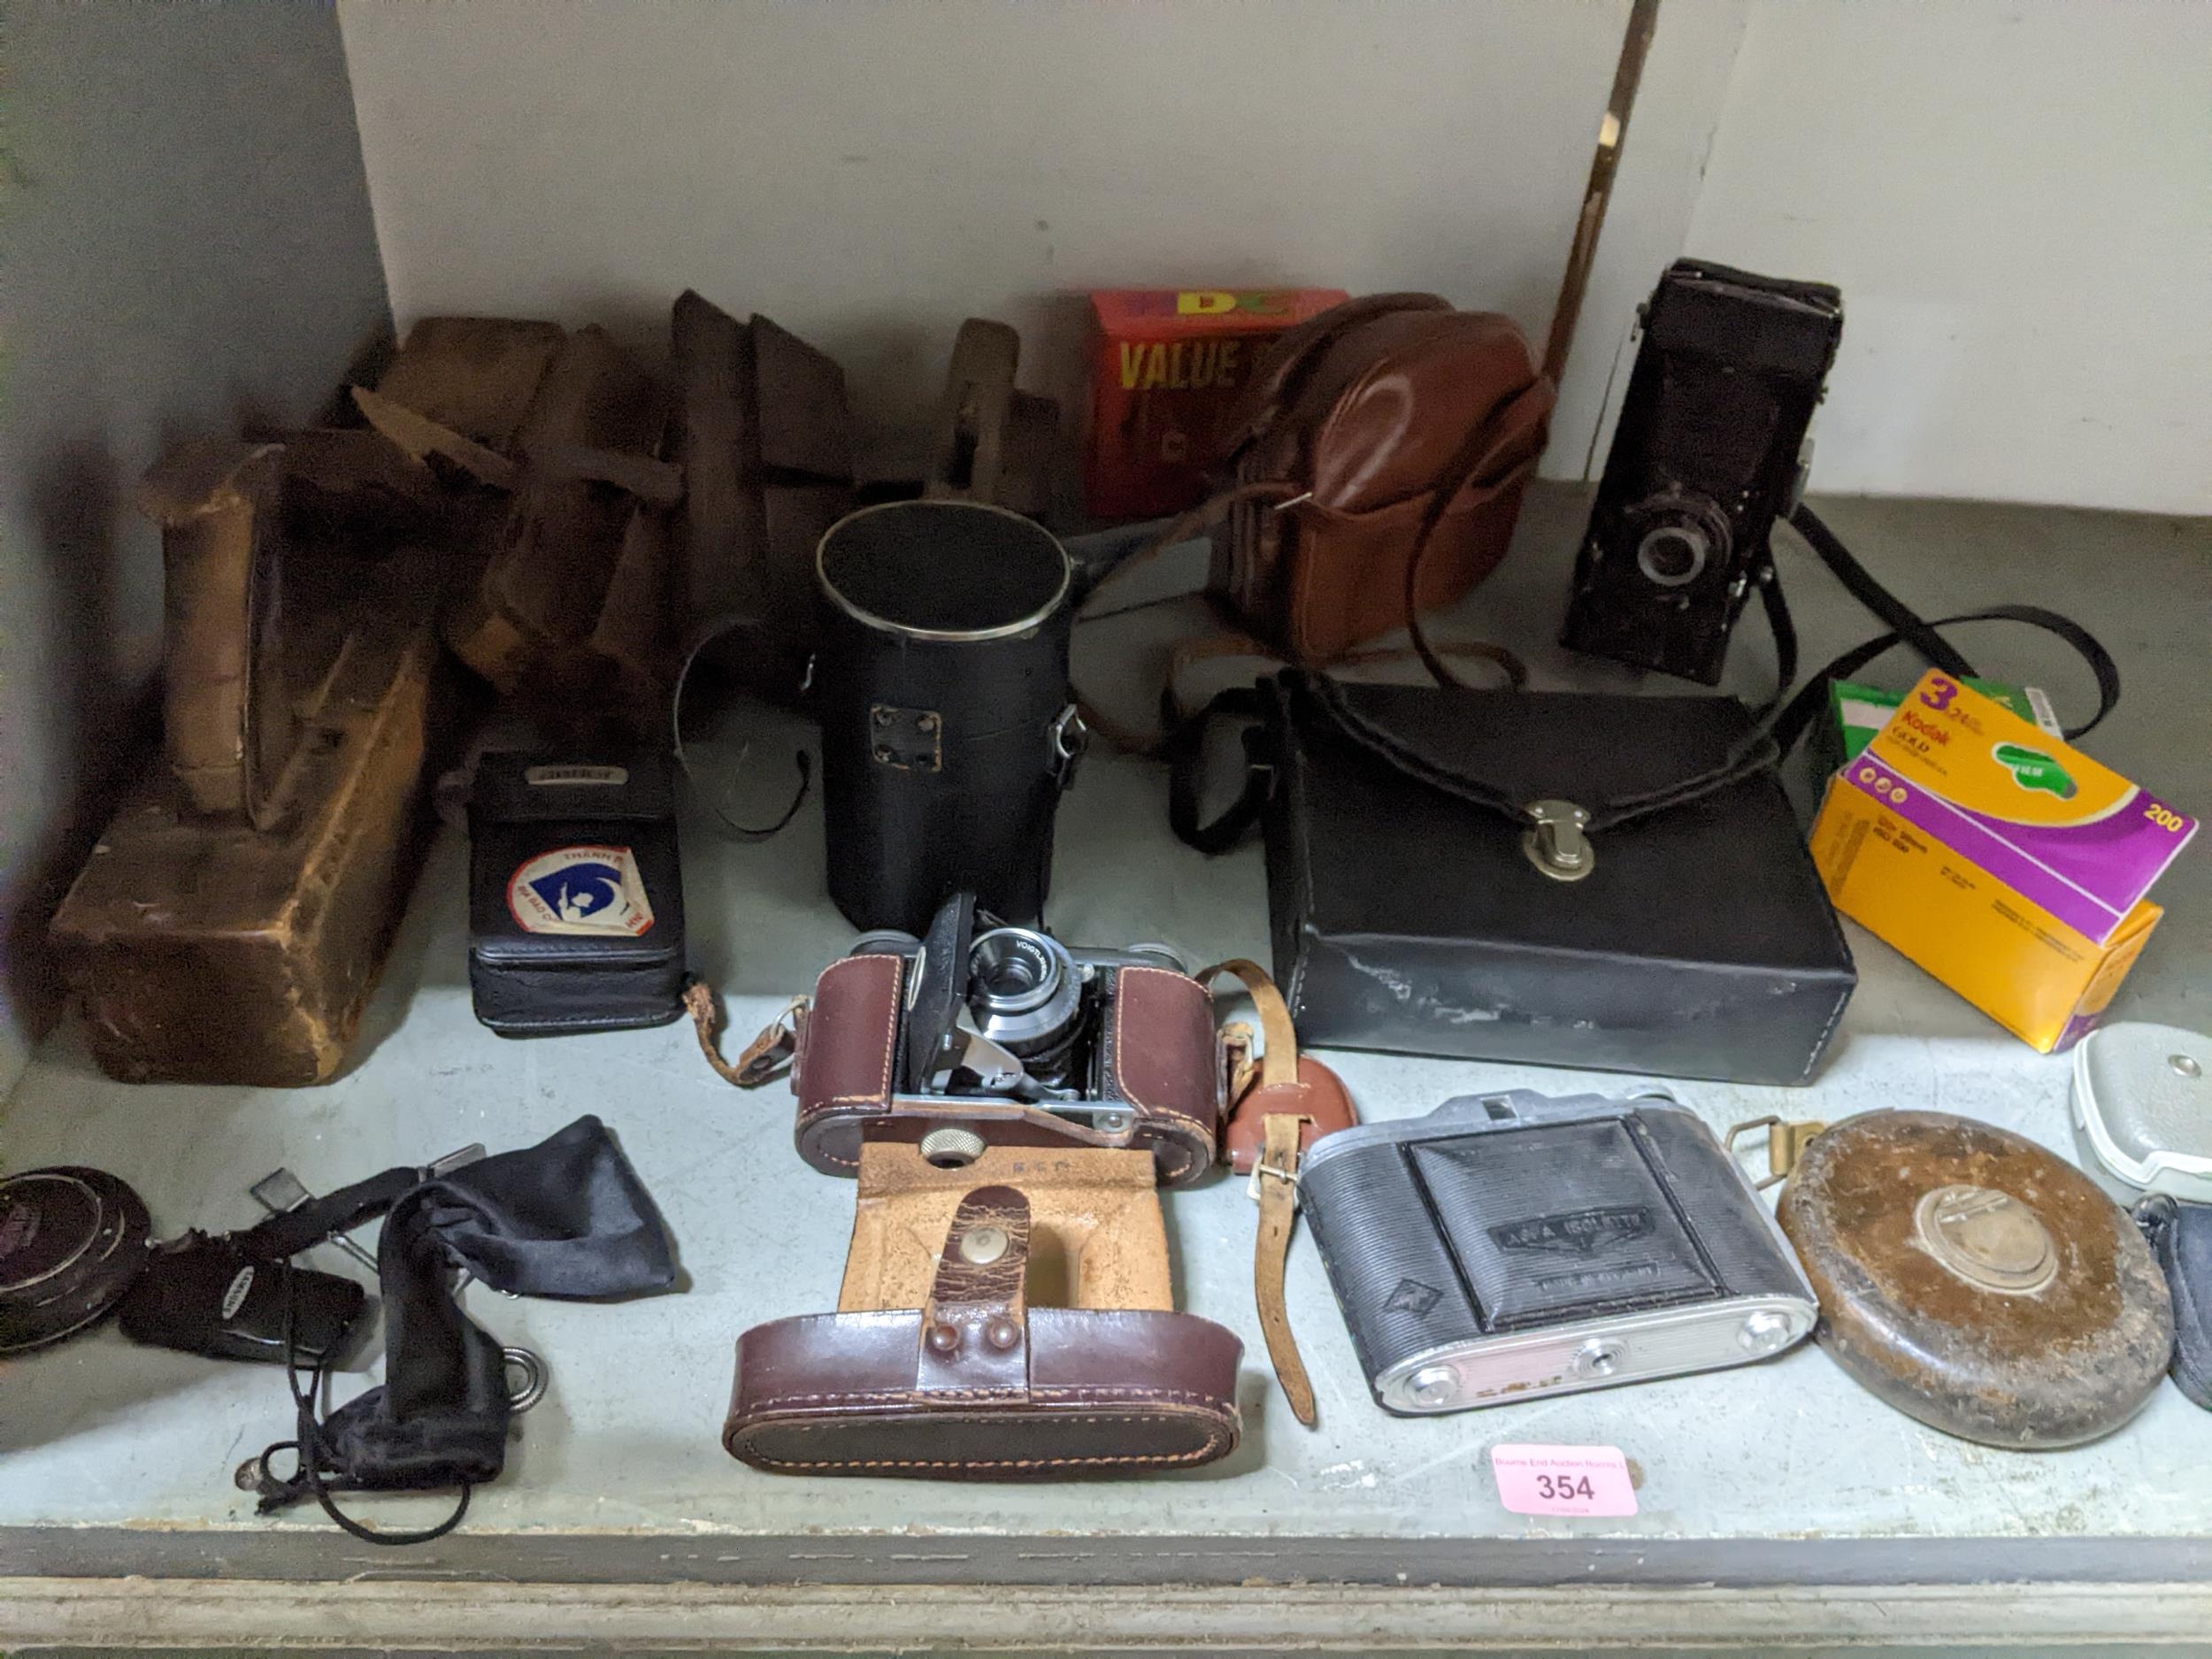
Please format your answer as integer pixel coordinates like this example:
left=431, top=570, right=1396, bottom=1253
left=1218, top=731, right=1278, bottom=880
left=789, top=951, right=1221, bottom=1187
left=725, top=1167, right=1242, bottom=1479
left=1213, top=294, right=1554, bottom=664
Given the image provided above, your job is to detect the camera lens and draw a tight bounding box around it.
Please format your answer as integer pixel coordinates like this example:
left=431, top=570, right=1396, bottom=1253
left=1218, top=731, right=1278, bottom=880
left=970, top=930, right=1062, bottom=1014
left=967, top=929, right=1084, bottom=1061
left=1635, top=524, right=1709, bottom=588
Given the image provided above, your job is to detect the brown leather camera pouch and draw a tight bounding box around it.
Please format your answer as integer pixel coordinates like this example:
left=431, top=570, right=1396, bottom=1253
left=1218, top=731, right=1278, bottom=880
left=787, top=952, right=1222, bottom=1187
left=725, top=1147, right=1242, bottom=1479
left=1076, top=295, right=1555, bottom=749
left=1212, top=295, right=1554, bottom=664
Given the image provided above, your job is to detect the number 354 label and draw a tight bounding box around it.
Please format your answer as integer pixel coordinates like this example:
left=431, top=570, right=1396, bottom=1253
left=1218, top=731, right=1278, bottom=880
left=1489, top=1443, right=1638, bottom=1517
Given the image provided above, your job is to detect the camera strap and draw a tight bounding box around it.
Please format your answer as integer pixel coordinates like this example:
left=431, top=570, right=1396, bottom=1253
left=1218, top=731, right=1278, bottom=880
left=668, top=611, right=813, bottom=841
left=1168, top=503, right=2121, bottom=854
left=1764, top=502, right=2121, bottom=750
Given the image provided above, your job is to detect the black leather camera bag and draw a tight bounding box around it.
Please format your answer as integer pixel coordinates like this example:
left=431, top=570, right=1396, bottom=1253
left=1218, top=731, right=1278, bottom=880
left=1175, top=670, right=1857, bottom=1087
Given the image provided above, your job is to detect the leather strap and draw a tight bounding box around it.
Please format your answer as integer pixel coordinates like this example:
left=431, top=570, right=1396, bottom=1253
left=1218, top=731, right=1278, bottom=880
left=1167, top=686, right=1272, bottom=854
left=683, top=980, right=803, bottom=1088
left=1197, top=959, right=1295, bottom=1092
left=1396, top=376, right=1558, bottom=694
left=1253, top=1113, right=1315, bottom=1428
left=1198, top=958, right=1348, bottom=1430
left=1771, top=503, right=2121, bottom=748
left=918, top=1187, right=1033, bottom=1395
left=669, top=611, right=812, bottom=841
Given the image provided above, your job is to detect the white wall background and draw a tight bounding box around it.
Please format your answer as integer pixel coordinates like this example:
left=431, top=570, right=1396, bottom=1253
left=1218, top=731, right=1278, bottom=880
left=1675, top=0, right=2212, bottom=515
left=339, top=0, right=2212, bottom=513
left=335, top=0, right=1628, bottom=480
left=0, top=2, right=391, bottom=1098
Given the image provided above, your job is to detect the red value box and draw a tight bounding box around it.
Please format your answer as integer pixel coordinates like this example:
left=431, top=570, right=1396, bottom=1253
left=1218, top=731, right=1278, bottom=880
left=1085, top=287, right=1346, bottom=520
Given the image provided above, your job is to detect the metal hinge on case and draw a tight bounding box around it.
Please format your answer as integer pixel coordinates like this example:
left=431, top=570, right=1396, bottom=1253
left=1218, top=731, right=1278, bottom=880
left=1523, top=799, right=1594, bottom=882
left=1048, top=703, right=1087, bottom=787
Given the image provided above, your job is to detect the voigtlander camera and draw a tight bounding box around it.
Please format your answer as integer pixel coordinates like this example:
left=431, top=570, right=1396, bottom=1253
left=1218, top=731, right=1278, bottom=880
left=1298, top=1090, right=1816, bottom=1414
left=786, top=891, right=1224, bottom=1186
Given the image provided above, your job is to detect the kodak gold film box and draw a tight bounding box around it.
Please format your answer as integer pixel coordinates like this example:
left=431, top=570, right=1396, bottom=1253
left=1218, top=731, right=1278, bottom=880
left=1810, top=671, right=2195, bottom=1051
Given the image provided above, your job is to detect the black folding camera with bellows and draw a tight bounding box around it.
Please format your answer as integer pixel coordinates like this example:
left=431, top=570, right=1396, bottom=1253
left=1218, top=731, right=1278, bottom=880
left=1561, top=260, right=1844, bottom=684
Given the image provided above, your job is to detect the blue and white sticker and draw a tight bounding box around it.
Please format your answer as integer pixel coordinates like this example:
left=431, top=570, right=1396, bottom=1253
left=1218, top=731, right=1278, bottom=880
left=506, top=844, right=656, bottom=937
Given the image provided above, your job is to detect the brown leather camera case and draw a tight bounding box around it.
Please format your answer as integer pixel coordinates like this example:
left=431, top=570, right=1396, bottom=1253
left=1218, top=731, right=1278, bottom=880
left=790, top=953, right=1222, bottom=1187
left=1214, top=294, right=1554, bottom=664
left=725, top=1146, right=1242, bottom=1479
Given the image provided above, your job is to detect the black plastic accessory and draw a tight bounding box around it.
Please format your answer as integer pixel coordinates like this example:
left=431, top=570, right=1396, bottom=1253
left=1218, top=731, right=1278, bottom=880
left=0, top=1167, right=152, bottom=1355
left=2137, top=1195, right=2212, bottom=1411
left=119, top=1233, right=364, bottom=1366
left=467, top=749, right=687, bottom=1035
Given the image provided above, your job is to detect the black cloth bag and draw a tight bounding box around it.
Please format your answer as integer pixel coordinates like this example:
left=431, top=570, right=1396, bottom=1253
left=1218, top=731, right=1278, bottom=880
left=246, top=1115, right=673, bottom=1540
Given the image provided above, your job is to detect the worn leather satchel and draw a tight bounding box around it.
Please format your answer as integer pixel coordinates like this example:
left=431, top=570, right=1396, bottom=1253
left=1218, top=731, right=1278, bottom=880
left=1212, top=293, right=1554, bottom=664
left=1081, top=294, right=1554, bottom=714
left=1172, top=670, right=1859, bottom=1087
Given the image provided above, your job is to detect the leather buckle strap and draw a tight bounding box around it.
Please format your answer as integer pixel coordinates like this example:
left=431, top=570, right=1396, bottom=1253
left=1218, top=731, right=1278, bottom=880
left=1166, top=687, right=1276, bottom=855
left=1251, top=1111, right=1317, bottom=1427
left=686, top=981, right=806, bottom=1088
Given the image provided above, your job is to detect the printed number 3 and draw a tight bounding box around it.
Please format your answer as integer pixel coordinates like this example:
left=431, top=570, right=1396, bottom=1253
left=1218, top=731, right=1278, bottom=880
left=1534, top=1473, right=1596, bottom=1502
left=1921, top=675, right=1958, bottom=711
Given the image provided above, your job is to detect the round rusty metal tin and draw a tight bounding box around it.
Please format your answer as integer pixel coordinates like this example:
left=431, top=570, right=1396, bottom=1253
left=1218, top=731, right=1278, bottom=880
left=1778, top=1110, right=2173, bottom=1448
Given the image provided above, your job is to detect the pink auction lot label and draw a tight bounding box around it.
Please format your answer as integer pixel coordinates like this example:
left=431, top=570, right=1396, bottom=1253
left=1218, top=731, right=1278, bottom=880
left=1489, top=1442, right=1639, bottom=1517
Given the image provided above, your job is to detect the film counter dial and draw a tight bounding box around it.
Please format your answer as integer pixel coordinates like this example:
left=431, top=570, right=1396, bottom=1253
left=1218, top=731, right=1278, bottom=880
left=1298, top=1091, right=1816, bottom=1414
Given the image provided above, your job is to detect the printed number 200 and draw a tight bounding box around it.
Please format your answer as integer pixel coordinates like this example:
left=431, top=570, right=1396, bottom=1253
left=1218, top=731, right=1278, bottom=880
left=2146, top=804, right=2187, bottom=833
left=1534, top=1474, right=1596, bottom=1502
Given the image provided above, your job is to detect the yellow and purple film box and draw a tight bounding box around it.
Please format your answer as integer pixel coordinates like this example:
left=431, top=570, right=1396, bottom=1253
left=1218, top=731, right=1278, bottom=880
left=1810, top=671, right=2196, bottom=1052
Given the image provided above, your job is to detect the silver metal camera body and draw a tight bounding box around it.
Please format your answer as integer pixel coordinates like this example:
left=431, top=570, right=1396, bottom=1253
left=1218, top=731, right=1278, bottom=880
left=1298, top=1089, right=1816, bottom=1415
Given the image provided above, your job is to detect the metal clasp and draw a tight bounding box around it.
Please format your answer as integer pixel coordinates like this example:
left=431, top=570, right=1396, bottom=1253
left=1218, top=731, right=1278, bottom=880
left=1725, top=1115, right=1828, bottom=1191
left=1522, top=799, right=1594, bottom=882
left=1048, top=703, right=1088, bottom=787
left=1246, top=1141, right=1303, bottom=1204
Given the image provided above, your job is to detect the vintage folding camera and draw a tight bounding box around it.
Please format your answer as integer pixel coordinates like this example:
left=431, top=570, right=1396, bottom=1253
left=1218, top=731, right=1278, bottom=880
left=1560, top=260, right=1843, bottom=684
left=724, top=891, right=1242, bottom=1478
left=789, top=891, right=1218, bottom=1184
left=1298, top=1090, right=1816, bottom=1414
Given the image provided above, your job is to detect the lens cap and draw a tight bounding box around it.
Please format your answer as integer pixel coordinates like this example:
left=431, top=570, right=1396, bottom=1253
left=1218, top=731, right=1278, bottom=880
left=0, top=1166, right=154, bottom=1355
